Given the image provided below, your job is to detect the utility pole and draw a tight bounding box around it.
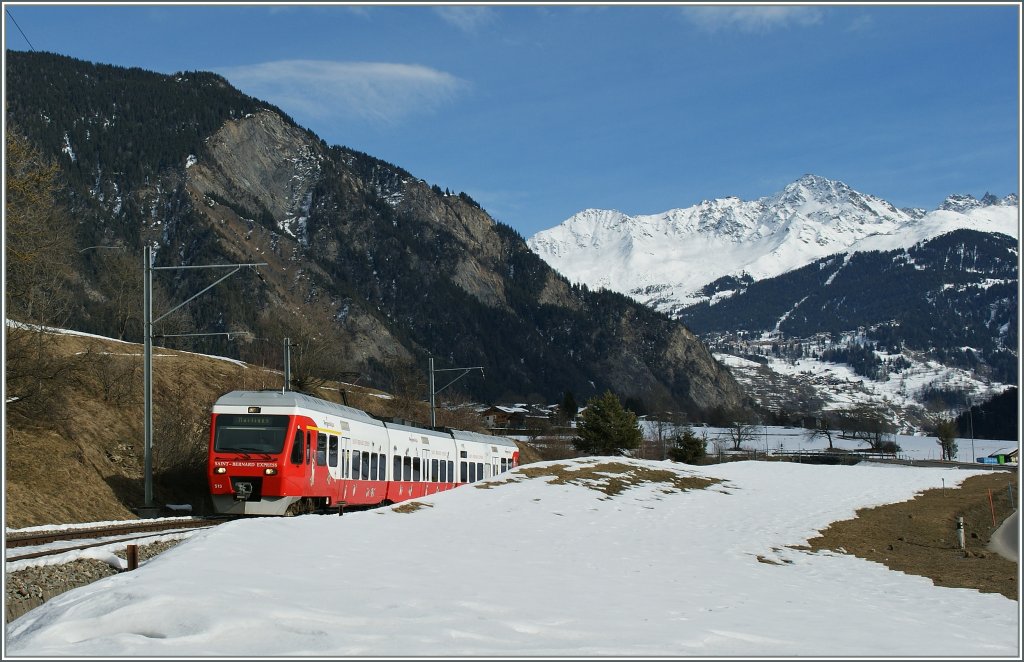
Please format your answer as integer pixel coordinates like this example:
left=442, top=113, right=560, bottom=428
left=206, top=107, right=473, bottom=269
left=968, top=397, right=976, bottom=463
left=283, top=337, right=292, bottom=392
left=428, top=357, right=484, bottom=428
left=142, top=245, right=266, bottom=516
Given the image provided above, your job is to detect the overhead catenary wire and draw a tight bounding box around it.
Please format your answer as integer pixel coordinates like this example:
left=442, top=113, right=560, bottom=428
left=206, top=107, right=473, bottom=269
left=5, top=8, right=36, bottom=51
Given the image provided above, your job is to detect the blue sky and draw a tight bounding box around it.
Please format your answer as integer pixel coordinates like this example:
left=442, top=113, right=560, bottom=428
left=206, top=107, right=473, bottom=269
left=3, top=3, right=1020, bottom=238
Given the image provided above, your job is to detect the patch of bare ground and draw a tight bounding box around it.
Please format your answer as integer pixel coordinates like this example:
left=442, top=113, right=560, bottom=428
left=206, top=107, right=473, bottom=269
left=391, top=501, right=433, bottom=514
left=502, top=461, right=723, bottom=497
left=795, top=471, right=1018, bottom=600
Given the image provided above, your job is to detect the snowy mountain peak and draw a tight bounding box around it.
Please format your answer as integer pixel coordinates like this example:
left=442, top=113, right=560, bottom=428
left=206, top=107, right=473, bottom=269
left=938, top=192, right=1017, bottom=213
left=527, top=175, right=1019, bottom=312
left=940, top=193, right=983, bottom=213
left=779, top=173, right=851, bottom=203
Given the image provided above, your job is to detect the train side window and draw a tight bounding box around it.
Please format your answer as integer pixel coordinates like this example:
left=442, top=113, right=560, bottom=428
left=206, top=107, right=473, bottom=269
left=500, top=458, right=507, bottom=473
left=393, top=455, right=402, bottom=481
left=370, top=453, right=378, bottom=480
left=412, top=457, right=421, bottom=482
left=352, top=450, right=361, bottom=480
left=360, top=452, right=369, bottom=480
left=448, top=461, right=454, bottom=482
left=478, top=462, right=485, bottom=480
left=342, top=449, right=349, bottom=477
left=316, top=433, right=327, bottom=466
left=402, top=456, right=412, bottom=481
left=376, top=454, right=386, bottom=480
left=469, top=462, right=477, bottom=483
left=460, top=461, right=468, bottom=483
left=328, top=436, right=338, bottom=468
left=290, top=430, right=303, bottom=465
left=431, top=459, right=439, bottom=482
left=439, top=460, right=447, bottom=483
left=306, top=432, right=312, bottom=465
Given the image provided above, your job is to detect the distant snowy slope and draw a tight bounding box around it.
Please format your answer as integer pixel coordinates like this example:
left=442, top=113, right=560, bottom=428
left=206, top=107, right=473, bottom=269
left=527, top=174, right=1018, bottom=310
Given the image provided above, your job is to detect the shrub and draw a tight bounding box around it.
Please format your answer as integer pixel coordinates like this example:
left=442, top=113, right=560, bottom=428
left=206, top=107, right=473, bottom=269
left=667, top=427, right=707, bottom=464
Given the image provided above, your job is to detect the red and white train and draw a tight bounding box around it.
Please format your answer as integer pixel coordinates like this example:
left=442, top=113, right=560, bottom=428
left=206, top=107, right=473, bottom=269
left=207, top=390, right=520, bottom=515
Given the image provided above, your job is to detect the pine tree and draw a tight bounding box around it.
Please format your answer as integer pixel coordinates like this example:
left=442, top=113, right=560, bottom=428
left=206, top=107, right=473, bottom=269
left=573, top=390, right=642, bottom=456
left=559, top=390, right=578, bottom=424
left=667, top=426, right=707, bottom=464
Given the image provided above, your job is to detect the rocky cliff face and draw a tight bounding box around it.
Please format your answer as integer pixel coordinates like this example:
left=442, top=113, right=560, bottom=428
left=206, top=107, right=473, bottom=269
left=6, top=51, right=751, bottom=416
left=189, top=111, right=323, bottom=238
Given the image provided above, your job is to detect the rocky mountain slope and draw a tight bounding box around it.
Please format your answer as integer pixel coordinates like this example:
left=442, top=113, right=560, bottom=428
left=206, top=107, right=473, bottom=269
left=5, top=50, right=750, bottom=417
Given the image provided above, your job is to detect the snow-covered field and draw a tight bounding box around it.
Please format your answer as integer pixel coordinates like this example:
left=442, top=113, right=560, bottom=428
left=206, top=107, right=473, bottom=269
left=4, top=458, right=1019, bottom=657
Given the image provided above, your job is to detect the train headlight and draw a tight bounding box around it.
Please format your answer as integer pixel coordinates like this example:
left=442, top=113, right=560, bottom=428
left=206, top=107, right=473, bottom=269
left=264, top=468, right=277, bottom=475
left=214, top=467, right=227, bottom=474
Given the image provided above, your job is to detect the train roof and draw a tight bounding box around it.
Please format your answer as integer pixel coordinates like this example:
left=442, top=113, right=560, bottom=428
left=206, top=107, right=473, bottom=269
left=383, top=420, right=453, bottom=439
left=213, top=390, right=382, bottom=426
left=451, top=429, right=519, bottom=448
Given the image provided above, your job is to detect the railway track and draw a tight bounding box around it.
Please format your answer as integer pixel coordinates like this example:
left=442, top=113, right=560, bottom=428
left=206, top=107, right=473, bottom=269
left=6, top=517, right=229, bottom=563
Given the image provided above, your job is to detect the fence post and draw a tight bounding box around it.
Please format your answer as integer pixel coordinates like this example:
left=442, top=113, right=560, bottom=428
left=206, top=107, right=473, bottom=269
left=126, top=544, right=138, bottom=571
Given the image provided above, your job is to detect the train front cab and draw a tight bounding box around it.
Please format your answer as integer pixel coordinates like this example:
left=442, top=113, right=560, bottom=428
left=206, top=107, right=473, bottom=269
left=210, top=390, right=398, bottom=515
left=209, top=409, right=307, bottom=516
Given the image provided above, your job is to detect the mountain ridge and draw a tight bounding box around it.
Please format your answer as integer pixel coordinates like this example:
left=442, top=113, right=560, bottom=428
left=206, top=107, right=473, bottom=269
left=5, top=50, right=751, bottom=418
left=527, top=174, right=1018, bottom=313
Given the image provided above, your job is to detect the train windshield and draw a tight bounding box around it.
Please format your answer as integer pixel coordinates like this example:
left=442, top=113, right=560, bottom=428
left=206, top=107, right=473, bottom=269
left=214, top=414, right=290, bottom=454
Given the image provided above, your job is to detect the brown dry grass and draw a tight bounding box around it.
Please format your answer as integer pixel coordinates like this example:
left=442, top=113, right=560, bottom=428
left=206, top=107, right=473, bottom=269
left=477, top=460, right=723, bottom=497
left=391, top=501, right=433, bottom=514
left=798, top=471, right=1019, bottom=600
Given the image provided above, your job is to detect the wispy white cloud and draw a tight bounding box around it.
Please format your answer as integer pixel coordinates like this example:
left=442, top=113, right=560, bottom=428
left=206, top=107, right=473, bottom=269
left=217, top=60, right=467, bottom=124
left=846, top=13, right=875, bottom=33
left=682, top=6, right=824, bottom=34
left=434, top=6, right=497, bottom=32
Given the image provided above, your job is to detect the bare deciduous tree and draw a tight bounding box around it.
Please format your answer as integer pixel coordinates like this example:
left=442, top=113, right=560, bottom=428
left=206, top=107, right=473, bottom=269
left=5, top=129, right=79, bottom=425
left=841, top=403, right=895, bottom=450
left=379, top=357, right=429, bottom=424
left=727, top=421, right=761, bottom=451
left=806, top=412, right=836, bottom=450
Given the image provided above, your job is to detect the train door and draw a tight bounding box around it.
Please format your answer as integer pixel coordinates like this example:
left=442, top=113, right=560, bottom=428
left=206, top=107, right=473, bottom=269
left=340, top=436, right=351, bottom=503
left=457, top=443, right=467, bottom=485
left=325, top=433, right=342, bottom=504
left=287, top=425, right=310, bottom=493
left=309, top=430, right=331, bottom=499
left=416, top=445, right=428, bottom=498
left=368, top=441, right=384, bottom=503
left=410, top=446, right=421, bottom=498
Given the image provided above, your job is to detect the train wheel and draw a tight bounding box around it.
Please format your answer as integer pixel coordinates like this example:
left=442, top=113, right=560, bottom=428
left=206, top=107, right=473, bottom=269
left=285, top=497, right=317, bottom=516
